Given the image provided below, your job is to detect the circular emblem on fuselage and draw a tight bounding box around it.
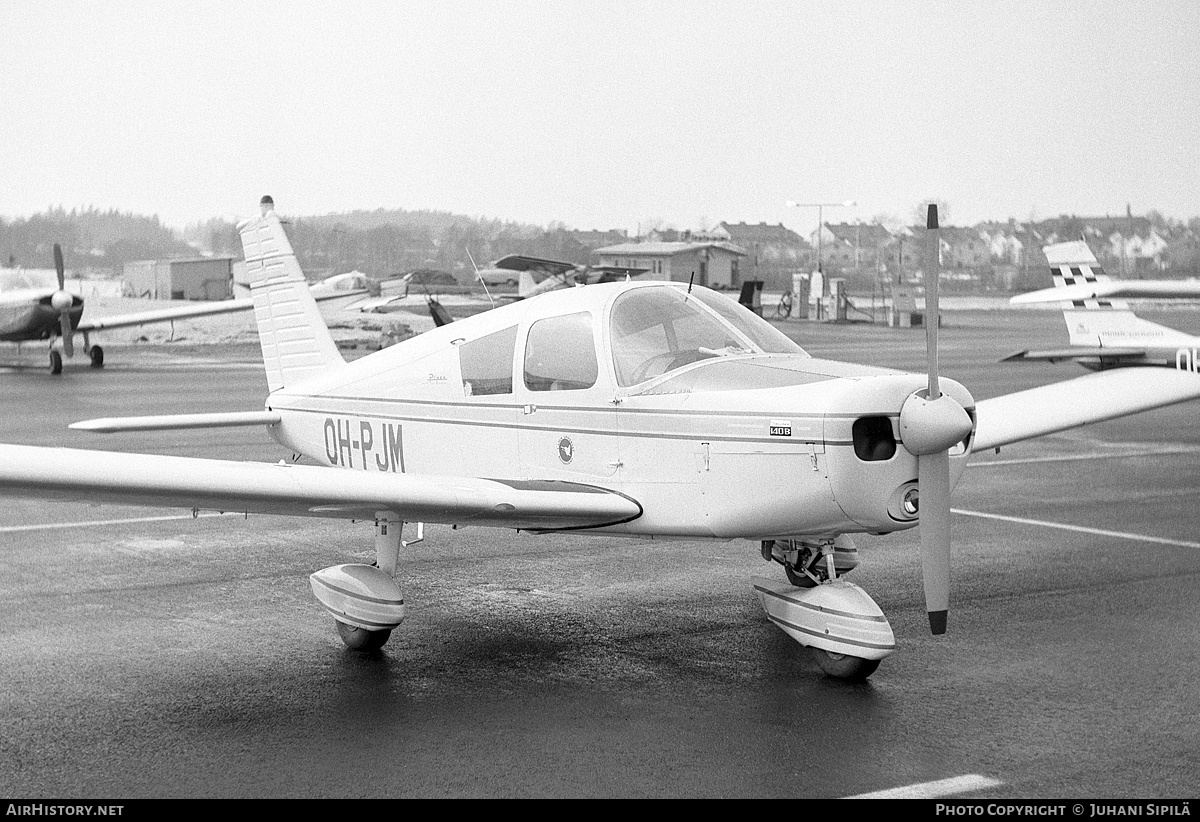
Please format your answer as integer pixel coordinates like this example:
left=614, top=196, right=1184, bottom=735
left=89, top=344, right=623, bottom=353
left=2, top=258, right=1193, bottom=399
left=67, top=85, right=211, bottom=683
left=557, top=436, right=574, bottom=464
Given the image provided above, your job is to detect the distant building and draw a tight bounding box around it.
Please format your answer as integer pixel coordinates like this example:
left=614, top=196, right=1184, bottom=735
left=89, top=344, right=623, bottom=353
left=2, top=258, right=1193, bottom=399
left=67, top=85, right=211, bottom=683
left=820, top=223, right=895, bottom=281
left=1035, top=211, right=1168, bottom=276
left=591, top=241, right=748, bottom=290
left=714, top=222, right=813, bottom=290
left=900, top=225, right=989, bottom=273
left=124, top=257, right=235, bottom=301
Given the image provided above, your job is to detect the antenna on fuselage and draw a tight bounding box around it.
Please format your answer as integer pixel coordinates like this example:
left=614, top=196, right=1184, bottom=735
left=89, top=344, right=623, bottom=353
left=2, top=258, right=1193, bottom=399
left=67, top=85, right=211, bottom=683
left=465, top=247, right=495, bottom=309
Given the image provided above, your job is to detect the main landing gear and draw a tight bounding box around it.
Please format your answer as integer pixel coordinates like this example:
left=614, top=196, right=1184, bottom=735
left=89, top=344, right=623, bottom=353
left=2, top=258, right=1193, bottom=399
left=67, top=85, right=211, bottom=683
left=754, top=535, right=894, bottom=681
left=45, top=340, right=103, bottom=374
left=309, top=515, right=423, bottom=652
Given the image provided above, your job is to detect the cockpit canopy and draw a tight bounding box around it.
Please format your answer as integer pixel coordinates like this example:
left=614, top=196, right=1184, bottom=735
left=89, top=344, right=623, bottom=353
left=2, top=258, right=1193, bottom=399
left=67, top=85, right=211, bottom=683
left=453, top=283, right=812, bottom=401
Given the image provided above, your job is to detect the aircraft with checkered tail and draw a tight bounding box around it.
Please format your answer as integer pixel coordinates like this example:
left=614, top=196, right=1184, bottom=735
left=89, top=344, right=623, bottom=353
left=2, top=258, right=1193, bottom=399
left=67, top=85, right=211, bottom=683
left=1006, top=240, right=1200, bottom=371
left=3, top=200, right=1200, bottom=680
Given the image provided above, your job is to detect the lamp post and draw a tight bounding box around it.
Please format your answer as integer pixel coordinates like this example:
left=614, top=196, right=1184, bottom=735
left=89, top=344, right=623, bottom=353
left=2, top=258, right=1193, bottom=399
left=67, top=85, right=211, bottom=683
left=785, top=200, right=856, bottom=274
left=785, top=200, right=856, bottom=319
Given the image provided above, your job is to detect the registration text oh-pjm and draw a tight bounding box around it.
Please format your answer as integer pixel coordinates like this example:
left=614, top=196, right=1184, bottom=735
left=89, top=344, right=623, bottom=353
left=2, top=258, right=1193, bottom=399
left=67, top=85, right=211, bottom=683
left=323, top=417, right=405, bottom=472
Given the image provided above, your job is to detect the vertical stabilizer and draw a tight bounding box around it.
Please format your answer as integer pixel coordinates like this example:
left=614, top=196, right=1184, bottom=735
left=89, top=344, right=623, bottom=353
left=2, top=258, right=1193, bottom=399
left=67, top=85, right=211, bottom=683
left=1044, top=240, right=1192, bottom=348
left=238, top=197, right=344, bottom=392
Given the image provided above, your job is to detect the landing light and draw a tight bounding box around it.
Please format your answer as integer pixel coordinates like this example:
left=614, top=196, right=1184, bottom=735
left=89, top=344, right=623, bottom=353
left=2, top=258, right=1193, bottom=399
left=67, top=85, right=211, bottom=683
left=902, top=488, right=920, bottom=516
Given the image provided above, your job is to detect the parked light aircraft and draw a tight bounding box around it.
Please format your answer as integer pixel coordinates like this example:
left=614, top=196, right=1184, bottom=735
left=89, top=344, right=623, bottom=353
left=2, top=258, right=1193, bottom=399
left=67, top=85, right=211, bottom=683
left=0, top=235, right=362, bottom=374
left=471, top=254, right=648, bottom=297
left=1006, top=240, right=1200, bottom=371
left=4, top=200, right=1200, bottom=680
left=358, top=254, right=648, bottom=322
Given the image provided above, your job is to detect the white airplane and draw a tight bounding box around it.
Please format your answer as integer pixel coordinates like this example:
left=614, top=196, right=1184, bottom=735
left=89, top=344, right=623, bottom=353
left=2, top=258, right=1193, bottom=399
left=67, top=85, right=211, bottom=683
left=472, top=254, right=648, bottom=297
left=4, top=200, right=1200, bottom=681
left=1, top=226, right=362, bottom=374
left=1007, top=240, right=1200, bottom=371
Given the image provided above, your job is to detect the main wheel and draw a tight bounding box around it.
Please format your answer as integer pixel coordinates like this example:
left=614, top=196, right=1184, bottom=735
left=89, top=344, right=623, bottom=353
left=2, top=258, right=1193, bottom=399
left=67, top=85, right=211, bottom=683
left=336, top=620, right=391, bottom=651
left=49, top=350, right=62, bottom=375
left=814, top=649, right=880, bottom=681
left=89, top=345, right=104, bottom=368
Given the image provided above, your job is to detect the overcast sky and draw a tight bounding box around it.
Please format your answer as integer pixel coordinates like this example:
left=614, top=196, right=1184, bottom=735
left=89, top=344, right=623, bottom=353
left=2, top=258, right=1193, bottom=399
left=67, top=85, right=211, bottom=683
left=2, top=1, right=1197, bottom=239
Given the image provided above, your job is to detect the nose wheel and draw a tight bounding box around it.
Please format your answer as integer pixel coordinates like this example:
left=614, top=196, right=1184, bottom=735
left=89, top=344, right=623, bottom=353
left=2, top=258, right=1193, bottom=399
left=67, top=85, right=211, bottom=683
left=336, top=621, right=392, bottom=651
left=49, top=350, right=62, bottom=375
left=814, top=649, right=880, bottom=680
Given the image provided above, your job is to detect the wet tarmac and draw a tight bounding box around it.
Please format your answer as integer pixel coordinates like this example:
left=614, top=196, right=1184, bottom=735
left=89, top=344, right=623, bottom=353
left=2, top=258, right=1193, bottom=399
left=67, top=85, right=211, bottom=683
left=2, top=309, right=1199, bottom=798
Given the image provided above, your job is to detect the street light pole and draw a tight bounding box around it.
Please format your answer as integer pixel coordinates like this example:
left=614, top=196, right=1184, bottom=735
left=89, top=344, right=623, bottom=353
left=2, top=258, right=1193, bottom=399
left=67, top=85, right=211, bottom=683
left=785, top=200, right=857, bottom=273
left=785, top=200, right=856, bottom=319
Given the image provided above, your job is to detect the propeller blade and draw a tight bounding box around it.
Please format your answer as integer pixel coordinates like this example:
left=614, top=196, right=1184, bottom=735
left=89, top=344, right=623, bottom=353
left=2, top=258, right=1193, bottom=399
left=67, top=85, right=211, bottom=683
left=919, top=203, right=949, bottom=635
left=53, top=244, right=65, bottom=290
left=924, top=205, right=941, bottom=400
left=918, top=449, right=951, bottom=634
left=60, top=311, right=74, bottom=358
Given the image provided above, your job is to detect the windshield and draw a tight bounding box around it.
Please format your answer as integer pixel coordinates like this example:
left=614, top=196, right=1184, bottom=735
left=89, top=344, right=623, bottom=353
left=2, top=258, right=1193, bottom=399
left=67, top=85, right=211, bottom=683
left=610, top=285, right=805, bottom=386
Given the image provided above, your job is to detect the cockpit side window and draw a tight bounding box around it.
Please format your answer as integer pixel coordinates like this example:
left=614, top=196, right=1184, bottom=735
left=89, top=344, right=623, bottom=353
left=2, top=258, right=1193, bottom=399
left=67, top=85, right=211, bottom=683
left=523, top=312, right=598, bottom=392
left=459, top=325, right=518, bottom=396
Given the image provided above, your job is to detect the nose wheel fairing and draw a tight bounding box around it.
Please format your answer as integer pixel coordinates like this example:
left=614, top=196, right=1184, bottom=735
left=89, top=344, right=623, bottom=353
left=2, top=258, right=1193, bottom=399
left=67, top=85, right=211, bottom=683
left=752, top=576, right=896, bottom=662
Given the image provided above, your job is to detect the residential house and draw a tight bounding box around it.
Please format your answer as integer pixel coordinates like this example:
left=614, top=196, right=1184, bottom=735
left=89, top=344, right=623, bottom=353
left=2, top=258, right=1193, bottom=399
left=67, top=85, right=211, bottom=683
left=819, top=223, right=895, bottom=284
left=1035, top=212, right=1168, bottom=276
left=713, top=222, right=813, bottom=290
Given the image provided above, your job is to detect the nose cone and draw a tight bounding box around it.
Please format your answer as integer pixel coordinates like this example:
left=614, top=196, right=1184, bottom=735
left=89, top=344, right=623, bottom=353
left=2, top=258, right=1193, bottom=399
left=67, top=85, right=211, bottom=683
left=899, top=391, right=974, bottom=456
left=50, top=290, right=73, bottom=311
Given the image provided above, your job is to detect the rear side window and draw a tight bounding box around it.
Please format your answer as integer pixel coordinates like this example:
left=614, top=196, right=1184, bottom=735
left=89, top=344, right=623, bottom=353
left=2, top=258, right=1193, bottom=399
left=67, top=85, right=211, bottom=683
left=524, top=312, right=598, bottom=391
left=460, top=325, right=517, bottom=396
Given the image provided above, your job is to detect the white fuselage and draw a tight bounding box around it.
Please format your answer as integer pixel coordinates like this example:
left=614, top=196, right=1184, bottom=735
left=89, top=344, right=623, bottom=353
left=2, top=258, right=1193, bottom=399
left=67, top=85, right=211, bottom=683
left=260, top=284, right=972, bottom=541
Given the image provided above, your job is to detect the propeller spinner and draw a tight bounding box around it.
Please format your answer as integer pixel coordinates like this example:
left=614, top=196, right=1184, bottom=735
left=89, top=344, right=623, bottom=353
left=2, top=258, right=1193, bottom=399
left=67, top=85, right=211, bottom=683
left=897, top=205, right=972, bottom=635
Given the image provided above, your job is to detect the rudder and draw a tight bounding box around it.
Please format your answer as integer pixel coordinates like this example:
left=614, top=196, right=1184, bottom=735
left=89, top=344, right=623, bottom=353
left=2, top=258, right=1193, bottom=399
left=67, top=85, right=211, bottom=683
left=238, top=196, right=344, bottom=392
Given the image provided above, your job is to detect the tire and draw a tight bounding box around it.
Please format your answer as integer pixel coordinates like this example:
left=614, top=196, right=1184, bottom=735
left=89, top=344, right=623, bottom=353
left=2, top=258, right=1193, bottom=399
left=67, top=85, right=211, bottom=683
left=49, top=350, right=63, bottom=375
left=89, top=345, right=104, bottom=368
left=336, top=620, right=391, bottom=652
left=784, top=563, right=818, bottom=588
left=814, top=649, right=880, bottom=680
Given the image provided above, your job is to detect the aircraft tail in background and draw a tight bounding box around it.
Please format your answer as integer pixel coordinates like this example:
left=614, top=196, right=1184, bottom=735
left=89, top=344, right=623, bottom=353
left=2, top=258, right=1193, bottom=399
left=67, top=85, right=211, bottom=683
left=1005, top=240, right=1200, bottom=370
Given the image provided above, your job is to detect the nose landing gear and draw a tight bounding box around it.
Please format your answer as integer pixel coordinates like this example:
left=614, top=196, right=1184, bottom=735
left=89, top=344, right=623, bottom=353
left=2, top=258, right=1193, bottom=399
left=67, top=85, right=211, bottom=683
left=755, top=534, right=891, bottom=680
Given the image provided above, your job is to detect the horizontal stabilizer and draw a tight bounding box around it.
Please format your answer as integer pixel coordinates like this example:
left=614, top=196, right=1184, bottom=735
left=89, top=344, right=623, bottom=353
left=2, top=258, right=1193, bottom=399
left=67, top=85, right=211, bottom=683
left=0, top=444, right=642, bottom=531
left=70, top=411, right=281, bottom=433
left=1012, top=280, right=1200, bottom=305
left=973, top=368, right=1200, bottom=451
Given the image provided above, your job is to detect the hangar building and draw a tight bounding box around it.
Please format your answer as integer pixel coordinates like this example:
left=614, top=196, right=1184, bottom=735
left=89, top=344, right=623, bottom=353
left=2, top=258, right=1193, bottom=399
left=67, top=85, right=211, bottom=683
left=123, top=257, right=236, bottom=301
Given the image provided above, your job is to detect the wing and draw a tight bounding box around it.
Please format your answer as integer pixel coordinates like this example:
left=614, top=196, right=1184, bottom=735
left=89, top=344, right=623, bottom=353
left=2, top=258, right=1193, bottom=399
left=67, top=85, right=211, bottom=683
left=1002, top=347, right=1148, bottom=365
left=491, top=255, right=578, bottom=275
left=77, top=290, right=364, bottom=332
left=0, top=444, right=641, bottom=531
left=1011, top=280, right=1200, bottom=305
left=973, top=368, right=1200, bottom=451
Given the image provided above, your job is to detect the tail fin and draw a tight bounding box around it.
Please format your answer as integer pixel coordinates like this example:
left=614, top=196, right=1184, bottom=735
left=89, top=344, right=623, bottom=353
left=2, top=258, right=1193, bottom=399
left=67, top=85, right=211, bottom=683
left=238, top=197, right=344, bottom=392
left=1044, top=241, right=1193, bottom=348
